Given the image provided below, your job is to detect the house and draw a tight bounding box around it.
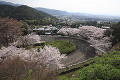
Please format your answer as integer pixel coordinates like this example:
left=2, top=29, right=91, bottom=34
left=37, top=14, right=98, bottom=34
left=33, top=25, right=58, bottom=35
left=101, top=26, right=110, bottom=29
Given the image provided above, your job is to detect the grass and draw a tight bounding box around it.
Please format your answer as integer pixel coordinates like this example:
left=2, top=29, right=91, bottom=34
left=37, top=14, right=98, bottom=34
left=25, top=45, right=43, bottom=50
left=25, top=40, right=76, bottom=54
left=45, top=40, right=77, bottom=54
left=25, top=43, right=44, bottom=50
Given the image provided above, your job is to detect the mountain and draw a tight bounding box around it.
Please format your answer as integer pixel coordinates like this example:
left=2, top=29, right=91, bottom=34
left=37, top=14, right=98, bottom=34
left=0, top=1, right=68, bottom=15
left=35, top=7, right=120, bottom=22
left=0, top=1, right=120, bottom=22
left=0, top=1, right=21, bottom=6
left=35, top=7, right=69, bottom=15
left=0, top=4, right=55, bottom=20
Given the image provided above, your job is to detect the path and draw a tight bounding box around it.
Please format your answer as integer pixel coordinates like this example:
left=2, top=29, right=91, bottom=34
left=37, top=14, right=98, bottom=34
left=40, top=35, right=96, bottom=67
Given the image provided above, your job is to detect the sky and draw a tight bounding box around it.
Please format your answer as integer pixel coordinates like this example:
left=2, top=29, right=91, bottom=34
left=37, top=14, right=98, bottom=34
left=1, top=0, right=120, bottom=16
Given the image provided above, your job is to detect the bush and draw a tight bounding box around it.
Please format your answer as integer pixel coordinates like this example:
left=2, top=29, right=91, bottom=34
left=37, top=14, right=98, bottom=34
left=111, top=22, right=120, bottom=45
left=45, top=40, right=77, bottom=54
left=112, top=42, right=120, bottom=51
left=59, top=51, right=120, bottom=80
left=33, top=43, right=44, bottom=46
left=58, top=76, right=69, bottom=80
left=104, top=29, right=112, bottom=37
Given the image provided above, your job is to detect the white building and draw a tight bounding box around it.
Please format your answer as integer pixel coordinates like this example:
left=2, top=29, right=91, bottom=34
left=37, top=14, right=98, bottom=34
left=101, top=26, right=110, bottom=29
left=33, top=25, right=58, bottom=35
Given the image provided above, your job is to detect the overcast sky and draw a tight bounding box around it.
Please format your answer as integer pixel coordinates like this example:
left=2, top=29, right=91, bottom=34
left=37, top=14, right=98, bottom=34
left=1, top=0, right=120, bottom=16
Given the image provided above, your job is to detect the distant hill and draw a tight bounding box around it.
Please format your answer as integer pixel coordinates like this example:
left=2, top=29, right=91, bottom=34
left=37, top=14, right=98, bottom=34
left=35, top=7, right=88, bottom=16
left=35, top=7, right=69, bottom=15
left=0, top=4, right=55, bottom=20
left=0, top=1, right=120, bottom=22
left=0, top=1, right=21, bottom=6
left=35, top=7, right=120, bottom=22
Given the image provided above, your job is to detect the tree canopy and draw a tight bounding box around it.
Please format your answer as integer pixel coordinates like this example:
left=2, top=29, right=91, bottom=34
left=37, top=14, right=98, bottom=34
left=0, top=5, right=55, bottom=20
left=111, top=22, right=120, bottom=45
left=0, top=17, right=22, bottom=47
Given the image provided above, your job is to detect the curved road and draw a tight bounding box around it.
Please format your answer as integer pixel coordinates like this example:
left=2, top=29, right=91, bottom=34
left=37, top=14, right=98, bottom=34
left=40, top=35, right=96, bottom=67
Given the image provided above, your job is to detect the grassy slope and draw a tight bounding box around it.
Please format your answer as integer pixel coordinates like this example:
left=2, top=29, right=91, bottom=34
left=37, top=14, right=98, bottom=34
left=58, top=50, right=120, bottom=80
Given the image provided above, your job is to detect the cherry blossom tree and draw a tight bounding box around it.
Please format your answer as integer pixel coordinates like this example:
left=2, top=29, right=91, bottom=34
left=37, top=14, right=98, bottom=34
left=0, top=45, right=66, bottom=68
left=58, top=28, right=80, bottom=36
left=22, top=33, right=41, bottom=46
left=38, top=45, right=66, bottom=69
left=58, top=26, right=112, bottom=54
left=0, top=45, right=66, bottom=79
left=0, top=18, right=22, bottom=47
left=13, top=33, right=41, bottom=47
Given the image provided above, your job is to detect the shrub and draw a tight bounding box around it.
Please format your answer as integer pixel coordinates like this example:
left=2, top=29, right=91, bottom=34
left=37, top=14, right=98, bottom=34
left=33, top=43, right=44, bottom=46
left=58, top=76, right=69, bottom=80
left=111, top=22, right=120, bottom=45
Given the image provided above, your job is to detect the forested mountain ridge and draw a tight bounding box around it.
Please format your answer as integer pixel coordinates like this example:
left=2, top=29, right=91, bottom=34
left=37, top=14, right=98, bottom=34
left=35, top=7, right=69, bottom=15
left=0, top=4, right=55, bottom=20
left=0, top=1, right=120, bottom=22
left=0, top=1, right=21, bottom=6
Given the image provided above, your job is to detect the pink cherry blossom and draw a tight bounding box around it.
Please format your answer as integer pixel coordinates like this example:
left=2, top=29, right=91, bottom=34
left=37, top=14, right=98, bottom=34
left=58, top=26, right=112, bottom=54
left=0, top=45, right=66, bottom=69
left=12, top=33, right=41, bottom=47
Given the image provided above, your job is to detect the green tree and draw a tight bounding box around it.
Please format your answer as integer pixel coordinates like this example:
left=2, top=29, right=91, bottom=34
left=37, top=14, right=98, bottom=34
left=111, top=22, right=120, bottom=45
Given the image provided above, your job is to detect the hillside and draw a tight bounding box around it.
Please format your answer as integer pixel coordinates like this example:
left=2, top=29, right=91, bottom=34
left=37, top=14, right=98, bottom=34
left=35, top=7, right=69, bottom=15
left=58, top=50, right=120, bottom=80
left=0, top=5, right=55, bottom=20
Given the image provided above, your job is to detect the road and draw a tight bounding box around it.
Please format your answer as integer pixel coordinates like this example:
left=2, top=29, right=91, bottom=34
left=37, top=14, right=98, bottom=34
left=40, top=35, right=96, bottom=67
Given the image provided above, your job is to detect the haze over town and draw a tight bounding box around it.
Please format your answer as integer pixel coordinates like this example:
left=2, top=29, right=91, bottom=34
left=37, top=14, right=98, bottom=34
left=1, top=0, right=120, bottom=16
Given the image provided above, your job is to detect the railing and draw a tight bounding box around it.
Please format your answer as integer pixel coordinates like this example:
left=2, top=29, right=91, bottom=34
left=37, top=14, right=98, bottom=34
left=58, top=58, right=95, bottom=75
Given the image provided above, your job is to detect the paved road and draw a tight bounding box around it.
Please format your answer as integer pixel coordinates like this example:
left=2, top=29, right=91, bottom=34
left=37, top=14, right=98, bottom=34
left=40, top=35, right=96, bottom=67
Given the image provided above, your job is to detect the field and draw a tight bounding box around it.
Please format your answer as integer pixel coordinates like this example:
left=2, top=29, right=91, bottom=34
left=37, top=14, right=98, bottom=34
left=25, top=40, right=77, bottom=54
left=45, top=40, right=77, bottom=54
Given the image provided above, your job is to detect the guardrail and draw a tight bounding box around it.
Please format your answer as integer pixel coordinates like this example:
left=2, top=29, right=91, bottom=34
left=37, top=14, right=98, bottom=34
left=40, top=35, right=96, bottom=75
left=58, top=58, right=95, bottom=75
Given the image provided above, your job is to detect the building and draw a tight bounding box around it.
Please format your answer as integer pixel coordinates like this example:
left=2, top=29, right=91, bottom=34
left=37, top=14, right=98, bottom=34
left=33, top=25, right=58, bottom=35
left=101, top=26, right=110, bottom=29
